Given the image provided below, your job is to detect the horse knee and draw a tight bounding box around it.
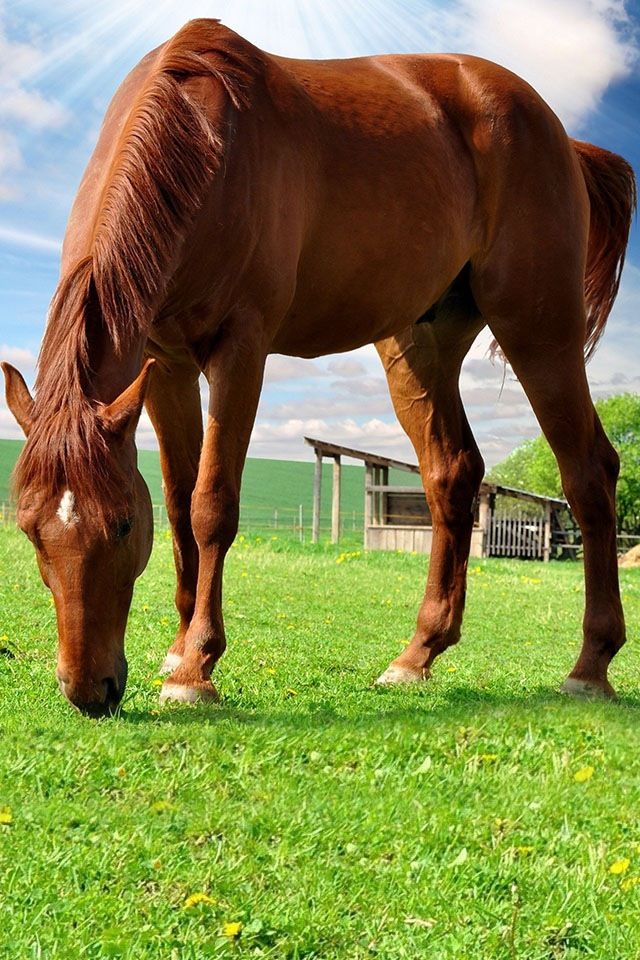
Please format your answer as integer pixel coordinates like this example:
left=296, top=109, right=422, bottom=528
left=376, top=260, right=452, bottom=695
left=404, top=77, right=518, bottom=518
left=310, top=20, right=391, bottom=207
left=191, top=484, right=239, bottom=552
left=425, top=448, right=484, bottom=527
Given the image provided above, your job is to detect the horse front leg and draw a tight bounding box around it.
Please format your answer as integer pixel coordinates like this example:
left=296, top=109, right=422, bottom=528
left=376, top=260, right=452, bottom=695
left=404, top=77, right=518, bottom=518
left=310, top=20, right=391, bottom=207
left=374, top=323, right=484, bottom=684
left=160, top=320, right=267, bottom=704
left=144, top=358, right=203, bottom=674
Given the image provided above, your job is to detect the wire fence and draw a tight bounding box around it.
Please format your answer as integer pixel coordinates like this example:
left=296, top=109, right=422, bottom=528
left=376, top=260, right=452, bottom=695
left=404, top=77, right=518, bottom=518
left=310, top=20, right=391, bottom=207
left=0, top=502, right=365, bottom=543
left=1, top=501, right=639, bottom=554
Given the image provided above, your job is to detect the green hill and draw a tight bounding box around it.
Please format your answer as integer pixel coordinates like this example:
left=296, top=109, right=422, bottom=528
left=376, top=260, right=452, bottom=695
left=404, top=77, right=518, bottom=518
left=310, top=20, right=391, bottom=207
left=0, top=438, right=422, bottom=533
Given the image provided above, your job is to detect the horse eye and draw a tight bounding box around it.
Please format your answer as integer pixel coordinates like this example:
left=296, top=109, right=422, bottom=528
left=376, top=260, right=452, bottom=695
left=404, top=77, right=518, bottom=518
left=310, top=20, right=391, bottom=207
left=115, top=517, right=134, bottom=540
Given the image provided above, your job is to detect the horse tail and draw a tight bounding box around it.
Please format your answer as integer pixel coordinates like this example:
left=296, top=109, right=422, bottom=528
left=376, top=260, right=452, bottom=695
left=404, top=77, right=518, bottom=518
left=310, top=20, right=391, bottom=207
left=571, top=139, right=637, bottom=361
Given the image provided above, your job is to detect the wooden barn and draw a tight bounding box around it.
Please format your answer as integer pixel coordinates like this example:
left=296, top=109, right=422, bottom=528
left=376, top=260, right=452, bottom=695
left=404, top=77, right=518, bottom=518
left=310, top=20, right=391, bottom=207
left=305, top=437, right=576, bottom=561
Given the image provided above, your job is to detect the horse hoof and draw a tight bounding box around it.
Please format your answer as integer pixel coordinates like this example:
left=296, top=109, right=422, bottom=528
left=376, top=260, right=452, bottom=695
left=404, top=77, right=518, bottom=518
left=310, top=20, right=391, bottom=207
left=375, top=664, right=426, bottom=686
left=158, top=652, right=183, bottom=676
left=159, top=680, right=220, bottom=705
left=560, top=677, right=617, bottom=700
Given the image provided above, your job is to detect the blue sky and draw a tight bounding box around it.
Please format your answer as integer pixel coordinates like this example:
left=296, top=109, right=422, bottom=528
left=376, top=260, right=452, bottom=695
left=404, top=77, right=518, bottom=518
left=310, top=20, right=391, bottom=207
left=0, top=0, right=638, bottom=465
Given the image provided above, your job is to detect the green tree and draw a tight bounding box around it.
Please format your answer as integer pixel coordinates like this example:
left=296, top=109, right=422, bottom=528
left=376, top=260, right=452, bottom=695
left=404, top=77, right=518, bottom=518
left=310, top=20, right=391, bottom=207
left=487, top=393, right=640, bottom=534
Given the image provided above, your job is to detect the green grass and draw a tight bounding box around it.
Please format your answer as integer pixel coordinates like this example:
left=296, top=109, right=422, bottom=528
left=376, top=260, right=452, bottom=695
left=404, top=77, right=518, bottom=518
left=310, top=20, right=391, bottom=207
left=0, top=438, right=421, bottom=527
left=1, top=526, right=640, bottom=959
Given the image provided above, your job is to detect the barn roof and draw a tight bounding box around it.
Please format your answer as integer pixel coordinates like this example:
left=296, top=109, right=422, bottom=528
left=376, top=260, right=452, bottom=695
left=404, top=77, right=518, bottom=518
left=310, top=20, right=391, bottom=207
left=304, top=436, right=568, bottom=507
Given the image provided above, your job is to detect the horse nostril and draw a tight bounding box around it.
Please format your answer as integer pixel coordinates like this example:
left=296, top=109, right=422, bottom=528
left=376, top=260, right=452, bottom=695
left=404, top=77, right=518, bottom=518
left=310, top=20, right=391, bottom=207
left=103, top=676, right=122, bottom=706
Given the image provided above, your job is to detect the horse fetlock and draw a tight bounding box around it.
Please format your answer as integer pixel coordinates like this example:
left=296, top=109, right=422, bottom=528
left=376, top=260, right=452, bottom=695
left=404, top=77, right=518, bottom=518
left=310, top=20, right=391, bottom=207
left=376, top=662, right=430, bottom=686
left=560, top=676, right=617, bottom=701
left=158, top=651, right=183, bottom=675
left=159, top=678, right=220, bottom=704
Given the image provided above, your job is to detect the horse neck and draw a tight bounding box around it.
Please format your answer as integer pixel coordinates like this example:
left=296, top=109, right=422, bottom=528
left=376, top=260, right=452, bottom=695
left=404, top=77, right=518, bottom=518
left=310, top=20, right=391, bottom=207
left=87, top=334, right=147, bottom=407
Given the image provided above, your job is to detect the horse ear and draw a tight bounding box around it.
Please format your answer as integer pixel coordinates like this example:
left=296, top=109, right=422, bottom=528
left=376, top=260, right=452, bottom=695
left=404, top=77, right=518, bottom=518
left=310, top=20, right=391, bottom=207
left=1, top=362, right=34, bottom=437
left=100, top=359, right=155, bottom=438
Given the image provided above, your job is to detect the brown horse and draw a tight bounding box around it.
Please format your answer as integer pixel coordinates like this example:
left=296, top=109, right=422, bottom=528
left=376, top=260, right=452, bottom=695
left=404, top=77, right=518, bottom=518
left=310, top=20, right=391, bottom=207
left=2, top=19, right=635, bottom=715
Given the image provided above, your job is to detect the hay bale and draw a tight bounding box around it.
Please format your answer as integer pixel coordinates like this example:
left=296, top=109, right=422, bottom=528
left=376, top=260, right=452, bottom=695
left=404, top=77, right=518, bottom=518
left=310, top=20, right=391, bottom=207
left=619, top=544, right=640, bottom=568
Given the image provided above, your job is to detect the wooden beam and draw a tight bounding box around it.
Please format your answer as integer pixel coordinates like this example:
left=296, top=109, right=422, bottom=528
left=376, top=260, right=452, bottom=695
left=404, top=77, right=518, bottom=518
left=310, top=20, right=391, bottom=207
left=312, top=450, right=322, bottom=544
left=331, top=455, right=341, bottom=544
left=304, top=436, right=420, bottom=474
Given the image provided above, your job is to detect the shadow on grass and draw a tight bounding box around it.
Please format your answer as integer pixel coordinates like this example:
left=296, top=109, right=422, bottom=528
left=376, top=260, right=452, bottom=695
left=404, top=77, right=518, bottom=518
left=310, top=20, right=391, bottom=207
left=120, top=682, right=640, bottom=730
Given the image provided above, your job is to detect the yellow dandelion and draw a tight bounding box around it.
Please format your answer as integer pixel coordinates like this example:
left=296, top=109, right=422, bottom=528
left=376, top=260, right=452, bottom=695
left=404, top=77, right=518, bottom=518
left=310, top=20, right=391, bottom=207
left=183, top=892, right=216, bottom=909
left=479, top=754, right=499, bottom=763
left=609, top=859, right=631, bottom=875
left=573, top=766, right=595, bottom=783
left=222, top=921, right=243, bottom=938
left=116, top=767, right=126, bottom=778
left=0, top=808, right=13, bottom=826
left=620, top=877, right=640, bottom=892
left=515, top=846, right=535, bottom=857
left=152, top=677, right=164, bottom=687
left=447, top=665, right=457, bottom=673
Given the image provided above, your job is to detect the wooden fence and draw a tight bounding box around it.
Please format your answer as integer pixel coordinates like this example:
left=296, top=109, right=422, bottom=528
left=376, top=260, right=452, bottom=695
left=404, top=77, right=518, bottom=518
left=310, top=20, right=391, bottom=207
left=488, top=513, right=545, bottom=559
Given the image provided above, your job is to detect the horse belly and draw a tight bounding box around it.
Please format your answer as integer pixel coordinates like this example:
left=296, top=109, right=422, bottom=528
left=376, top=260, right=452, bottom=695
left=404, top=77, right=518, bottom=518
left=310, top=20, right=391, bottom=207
left=274, top=169, right=475, bottom=356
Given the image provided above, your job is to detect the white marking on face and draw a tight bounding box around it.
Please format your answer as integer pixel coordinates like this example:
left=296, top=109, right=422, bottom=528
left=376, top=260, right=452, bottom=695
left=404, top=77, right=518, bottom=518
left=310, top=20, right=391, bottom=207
left=57, top=489, right=79, bottom=527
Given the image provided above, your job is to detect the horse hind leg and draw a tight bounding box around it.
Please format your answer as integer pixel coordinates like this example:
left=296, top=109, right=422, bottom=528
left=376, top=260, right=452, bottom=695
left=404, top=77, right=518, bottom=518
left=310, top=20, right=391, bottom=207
left=474, top=278, right=624, bottom=698
left=375, top=290, right=485, bottom=684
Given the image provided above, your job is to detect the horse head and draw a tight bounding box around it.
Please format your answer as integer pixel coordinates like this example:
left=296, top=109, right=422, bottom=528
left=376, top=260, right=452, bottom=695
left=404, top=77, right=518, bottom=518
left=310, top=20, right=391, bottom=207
left=1, top=360, right=155, bottom=716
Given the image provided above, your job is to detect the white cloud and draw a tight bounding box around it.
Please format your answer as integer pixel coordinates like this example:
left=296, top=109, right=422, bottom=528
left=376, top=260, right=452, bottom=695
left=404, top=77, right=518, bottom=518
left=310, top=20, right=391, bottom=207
left=327, top=357, right=368, bottom=378
left=0, top=87, right=68, bottom=129
left=450, top=0, right=637, bottom=129
left=0, top=224, right=61, bottom=252
left=0, top=13, right=69, bottom=199
left=264, top=355, right=326, bottom=383
left=0, top=344, right=37, bottom=372
left=332, top=376, right=388, bottom=398
left=0, top=130, right=21, bottom=201
left=249, top=416, right=415, bottom=461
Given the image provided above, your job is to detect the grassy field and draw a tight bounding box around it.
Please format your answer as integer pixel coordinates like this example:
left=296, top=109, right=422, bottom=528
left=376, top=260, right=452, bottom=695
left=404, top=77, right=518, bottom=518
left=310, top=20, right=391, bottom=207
left=0, top=438, right=421, bottom=530
left=1, top=526, right=640, bottom=959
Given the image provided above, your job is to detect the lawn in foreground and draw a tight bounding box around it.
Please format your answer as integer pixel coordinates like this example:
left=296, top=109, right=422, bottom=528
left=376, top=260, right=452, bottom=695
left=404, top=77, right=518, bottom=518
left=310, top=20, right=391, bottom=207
left=1, top=526, right=639, bottom=959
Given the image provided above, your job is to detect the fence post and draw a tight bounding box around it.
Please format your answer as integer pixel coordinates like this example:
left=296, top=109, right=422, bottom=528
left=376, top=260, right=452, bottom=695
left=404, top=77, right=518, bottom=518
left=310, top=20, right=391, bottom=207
left=312, top=450, right=322, bottom=543
left=299, top=504, right=304, bottom=543
left=331, top=455, right=341, bottom=544
left=543, top=502, right=552, bottom=562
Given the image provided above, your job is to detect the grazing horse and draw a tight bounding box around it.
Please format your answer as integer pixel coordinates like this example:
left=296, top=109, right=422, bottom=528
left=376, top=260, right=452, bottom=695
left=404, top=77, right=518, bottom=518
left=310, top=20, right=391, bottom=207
left=2, top=19, right=635, bottom=715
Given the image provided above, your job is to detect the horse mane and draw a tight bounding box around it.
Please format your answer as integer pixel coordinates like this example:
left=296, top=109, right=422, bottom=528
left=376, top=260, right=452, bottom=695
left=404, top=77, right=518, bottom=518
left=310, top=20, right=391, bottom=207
left=15, top=19, right=260, bottom=520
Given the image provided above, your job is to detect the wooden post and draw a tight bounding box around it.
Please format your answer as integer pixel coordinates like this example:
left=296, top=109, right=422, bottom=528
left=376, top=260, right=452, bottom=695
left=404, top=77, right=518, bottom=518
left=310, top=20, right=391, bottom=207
left=381, top=466, right=389, bottom=527
left=312, top=450, right=322, bottom=543
left=478, top=491, right=490, bottom=558
left=364, top=462, right=373, bottom=550
left=331, top=455, right=341, bottom=544
left=373, top=466, right=380, bottom=524
left=543, top=501, right=552, bottom=562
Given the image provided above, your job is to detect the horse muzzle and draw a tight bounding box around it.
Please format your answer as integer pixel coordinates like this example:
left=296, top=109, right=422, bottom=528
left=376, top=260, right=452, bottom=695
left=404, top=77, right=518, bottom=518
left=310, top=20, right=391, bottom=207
left=57, top=660, right=128, bottom=717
